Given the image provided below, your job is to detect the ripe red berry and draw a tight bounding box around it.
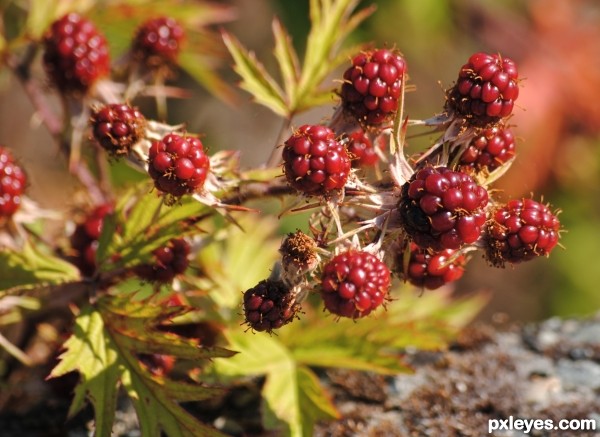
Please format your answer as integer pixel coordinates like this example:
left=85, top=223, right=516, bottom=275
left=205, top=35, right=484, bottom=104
left=398, top=166, right=489, bottom=250
left=340, top=48, right=407, bottom=127
left=132, top=16, right=185, bottom=67
left=0, top=146, right=27, bottom=218
left=91, top=103, right=146, bottom=157
left=320, top=250, right=390, bottom=319
left=243, top=279, right=300, bottom=333
left=346, top=129, right=381, bottom=168
left=446, top=52, right=519, bottom=125
left=457, top=125, right=516, bottom=172
left=282, top=125, right=351, bottom=196
left=397, top=243, right=466, bottom=290
left=485, top=199, right=560, bottom=267
left=43, top=13, right=110, bottom=95
left=148, top=133, right=210, bottom=199
left=70, top=203, right=114, bottom=276
left=135, top=238, right=191, bottom=283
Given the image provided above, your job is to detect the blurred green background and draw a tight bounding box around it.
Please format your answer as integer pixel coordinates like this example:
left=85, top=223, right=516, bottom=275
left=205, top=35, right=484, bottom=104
left=2, top=0, right=599, bottom=323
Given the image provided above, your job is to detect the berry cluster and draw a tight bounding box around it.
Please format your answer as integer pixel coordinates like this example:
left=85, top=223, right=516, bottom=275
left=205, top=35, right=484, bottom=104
left=398, top=166, right=489, bottom=250
left=397, top=243, right=466, bottom=290
left=320, top=250, right=391, bottom=319
left=91, top=103, right=146, bottom=157
left=0, top=146, right=27, bottom=218
left=282, top=125, right=351, bottom=196
left=148, top=133, right=210, bottom=200
left=486, top=199, right=561, bottom=267
left=70, top=204, right=114, bottom=277
left=340, top=48, right=407, bottom=126
left=42, top=13, right=110, bottom=94
left=245, top=48, right=561, bottom=333
left=445, top=52, right=519, bottom=125
left=346, top=129, right=381, bottom=168
left=132, top=17, right=185, bottom=68
left=457, top=125, right=516, bottom=173
left=135, top=238, right=191, bottom=283
left=243, top=279, right=300, bottom=333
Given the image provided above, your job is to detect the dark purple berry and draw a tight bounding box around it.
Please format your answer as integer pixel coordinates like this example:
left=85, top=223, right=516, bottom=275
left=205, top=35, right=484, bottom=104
left=243, top=279, right=300, bottom=333
left=91, top=103, right=146, bottom=157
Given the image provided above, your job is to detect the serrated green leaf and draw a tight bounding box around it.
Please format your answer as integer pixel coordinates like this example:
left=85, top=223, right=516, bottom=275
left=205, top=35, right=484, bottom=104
left=50, top=297, right=231, bottom=437
left=272, top=18, right=300, bottom=106
left=0, top=243, right=80, bottom=294
left=214, top=331, right=337, bottom=437
left=262, top=364, right=338, bottom=437
left=222, top=31, right=288, bottom=117
left=49, top=305, right=120, bottom=435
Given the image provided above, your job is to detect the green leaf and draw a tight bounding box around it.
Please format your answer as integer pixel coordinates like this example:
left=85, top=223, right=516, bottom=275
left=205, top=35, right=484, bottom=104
left=50, top=297, right=233, bottom=436
left=213, top=332, right=338, bottom=437
left=222, top=31, right=288, bottom=117
left=196, top=214, right=280, bottom=311
left=0, top=242, right=80, bottom=295
left=49, top=305, right=120, bottom=435
left=272, top=18, right=300, bottom=107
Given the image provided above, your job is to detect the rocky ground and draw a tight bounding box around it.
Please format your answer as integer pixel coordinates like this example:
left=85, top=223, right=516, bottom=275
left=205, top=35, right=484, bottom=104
left=1, top=314, right=599, bottom=436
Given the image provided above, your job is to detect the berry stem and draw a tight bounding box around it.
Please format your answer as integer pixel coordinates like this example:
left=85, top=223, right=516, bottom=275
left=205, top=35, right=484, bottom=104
left=266, top=116, right=293, bottom=168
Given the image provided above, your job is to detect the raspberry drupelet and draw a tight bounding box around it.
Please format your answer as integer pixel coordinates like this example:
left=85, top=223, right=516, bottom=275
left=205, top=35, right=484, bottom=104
left=398, top=166, right=489, bottom=250
left=91, top=103, right=146, bottom=157
left=43, top=13, right=110, bottom=95
left=346, top=129, right=381, bottom=168
left=282, top=125, right=351, bottom=196
left=148, top=133, right=210, bottom=200
left=339, top=48, right=407, bottom=127
left=70, top=203, right=114, bottom=276
left=446, top=52, right=519, bottom=125
left=397, top=243, right=466, bottom=290
left=485, top=199, right=560, bottom=267
left=0, top=146, right=27, bottom=218
left=320, top=250, right=391, bottom=319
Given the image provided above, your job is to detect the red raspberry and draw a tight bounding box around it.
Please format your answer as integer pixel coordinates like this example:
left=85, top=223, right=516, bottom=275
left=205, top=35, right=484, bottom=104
left=243, top=279, right=299, bottom=333
left=70, top=203, right=114, bottom=276
left=346, top=129, right=381, bottom=168
left=446, top=52, right=519, bottom=125
left=135, top=238, right=191, bottom=283
left=320, top=250, right=390, bottom=319
left=485, top=199, right=560, bottom=267
left=457, top=125, right=516, bottom=172
left=340, top=48, right=407, bottom=126
left=0, top=146, right=27, bottom=218
left=42, top=13, right=110, bottom=95
left=282, top=125, right=351, bottom=196
left=398, top=166, right=489, bottom=250
left=397, top=243, right=466, bottom=290
left=132, top=17, right=185, bottom=67
left=148, top=133, right=210, bottom=199
left=91, top=103, right=146, bottom=157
